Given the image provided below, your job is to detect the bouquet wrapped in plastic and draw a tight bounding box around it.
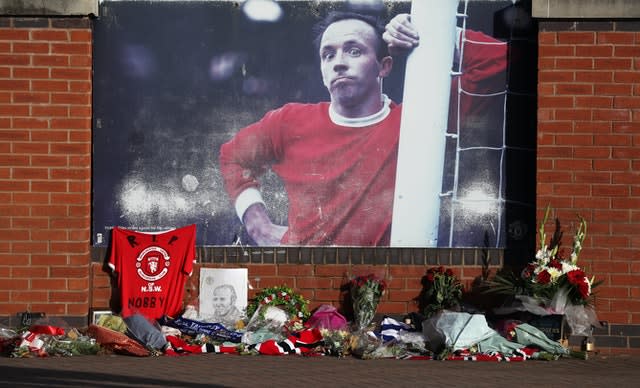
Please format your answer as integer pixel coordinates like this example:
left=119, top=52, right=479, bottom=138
left=487, top=205, right=601, bottom=336
left=350, top=274, right=386, bottom=331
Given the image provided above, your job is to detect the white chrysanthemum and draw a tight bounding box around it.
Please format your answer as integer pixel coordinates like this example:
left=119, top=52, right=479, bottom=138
left=547, top=267, right=562, bottom=283
left=562, top=261, right=579, bottom=274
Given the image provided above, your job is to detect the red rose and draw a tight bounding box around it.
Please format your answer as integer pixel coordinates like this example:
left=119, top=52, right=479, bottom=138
left=426, top=272, right=435, bottom=283
left=437, top=266, right=444, bottom=274
left=567, top=269, right=586, bottom=285
left=445, top=268, right=454, bottom=277
left=536, top=270, right=551, bottom=284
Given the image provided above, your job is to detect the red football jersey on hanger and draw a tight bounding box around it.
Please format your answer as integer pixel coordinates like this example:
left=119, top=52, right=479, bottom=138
left=108, top=224, right=196, bottom=321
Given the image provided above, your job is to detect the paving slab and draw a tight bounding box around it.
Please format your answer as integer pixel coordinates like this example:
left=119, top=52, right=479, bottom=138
left=1, top=353, right=639, bottom=387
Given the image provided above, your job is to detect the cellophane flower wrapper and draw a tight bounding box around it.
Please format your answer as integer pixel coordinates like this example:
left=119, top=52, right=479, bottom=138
left=564, top=304, right=601, bottom=337
left=347, top=274, right=386, bottom=358
left=40, top=334, right=101, bottom=357
left=352, top=286, right=380, bottom=331
left=319, top=328, right=351, bottom=357
left=513, top=323, right=569, bottom=355
left=306, top=304, right=348, bottom=331
left=349, top=274, right=386, bottom=332
left=514, top=282, right=601, bottom=337
left=242, top=305, right=288, bottom=345
left=349, top=329, right=382, bottom=359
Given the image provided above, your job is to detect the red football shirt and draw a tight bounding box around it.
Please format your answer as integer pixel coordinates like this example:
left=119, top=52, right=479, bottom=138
left=108, top=224, right=196, bottom=320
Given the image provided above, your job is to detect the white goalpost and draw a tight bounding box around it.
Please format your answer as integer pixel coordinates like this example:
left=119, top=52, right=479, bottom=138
left=390, top=0, right=460, bottom=247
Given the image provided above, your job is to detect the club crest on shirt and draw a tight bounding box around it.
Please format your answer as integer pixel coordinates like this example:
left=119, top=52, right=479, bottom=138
left=136, top=246, right=170, bottom=282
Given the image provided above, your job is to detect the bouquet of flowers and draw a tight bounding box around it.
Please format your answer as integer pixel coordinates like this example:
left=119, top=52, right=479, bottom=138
left=319, top=328, right=351, bottom=357
left=522, top=214, right=593, bottom=307
left=417, top=266, right=464, bottom=318
left=492, top=205, right=599, bottom=307
left=350, top=274, right=386, bottom=331
left=488, top=205, right=601, bottom=336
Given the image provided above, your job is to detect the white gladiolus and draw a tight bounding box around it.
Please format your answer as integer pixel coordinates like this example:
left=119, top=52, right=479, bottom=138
left=562, top=261, right=579, bottom=274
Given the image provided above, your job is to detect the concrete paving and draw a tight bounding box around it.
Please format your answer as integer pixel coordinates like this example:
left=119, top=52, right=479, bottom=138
left=1, top=352, right=639, bottom=387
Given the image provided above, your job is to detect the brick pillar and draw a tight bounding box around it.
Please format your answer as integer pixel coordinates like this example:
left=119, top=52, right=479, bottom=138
left=538, top=20, right=640, bottom=326
left=0, top=17, right=92, bottom=325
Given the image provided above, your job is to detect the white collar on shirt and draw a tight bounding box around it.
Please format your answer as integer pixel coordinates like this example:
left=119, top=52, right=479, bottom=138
left=328, top=94, right=391, bottom=128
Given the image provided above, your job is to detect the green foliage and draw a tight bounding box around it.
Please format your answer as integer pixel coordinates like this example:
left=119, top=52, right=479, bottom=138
left=246, top=285, right=310, bottom=321
left=417, top=266, right=464, bottom=318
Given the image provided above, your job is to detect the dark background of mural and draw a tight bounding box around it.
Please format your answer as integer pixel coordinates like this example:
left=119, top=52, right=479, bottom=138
left=92, top=0, right=536, bottom=250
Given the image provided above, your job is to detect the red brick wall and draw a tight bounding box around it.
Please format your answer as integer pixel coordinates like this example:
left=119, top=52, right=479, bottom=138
left=90, top=262, right=494, bottom=318
left=0, top=18, right=92, bottom=318
left=537, top=23, right=640, bottom=325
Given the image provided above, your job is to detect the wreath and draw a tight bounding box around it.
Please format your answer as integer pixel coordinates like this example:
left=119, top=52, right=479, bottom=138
left=246, top=285, right=310, bottom=321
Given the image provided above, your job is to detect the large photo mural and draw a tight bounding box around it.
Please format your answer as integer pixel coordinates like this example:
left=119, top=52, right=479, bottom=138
left=93, top=0, right=535, bottom=248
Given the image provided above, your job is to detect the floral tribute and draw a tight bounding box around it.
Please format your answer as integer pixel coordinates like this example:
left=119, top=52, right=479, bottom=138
left=246, top=285, right=310, bottom=322
left=417, top=266, right=464, bottom=318
left=349, top=274, right=386, bottom=331
left=319, top=328, right=351, bottom=357
left=513, top=205, right=598, bottom=308
left=487, top=205, right=602, bottom=339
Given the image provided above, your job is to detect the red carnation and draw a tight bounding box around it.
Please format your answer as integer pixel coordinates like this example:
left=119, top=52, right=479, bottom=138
left=577, top=278, right=590, bottom=299
left=567, top=269, right=586, bottom=285
left=536, top=270, right=551, bottom=285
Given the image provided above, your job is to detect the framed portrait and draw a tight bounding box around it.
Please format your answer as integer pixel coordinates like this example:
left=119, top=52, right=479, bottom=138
left=199, top=268, right=248, bottom=324
left=90, top=309, right=114, bottom=325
